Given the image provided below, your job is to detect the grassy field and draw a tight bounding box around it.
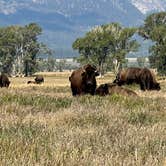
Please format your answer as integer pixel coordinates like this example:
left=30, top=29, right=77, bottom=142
left=0, top=72, right=166, bottom=166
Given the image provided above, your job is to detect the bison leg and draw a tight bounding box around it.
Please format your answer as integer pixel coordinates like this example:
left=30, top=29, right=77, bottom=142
left=71, top=85, right=83, bottom=96
left=146, top=81, right=151, bottom=90
left=90, top=87, right=96, bottom=95
left=71, top=86, right=78, bottom=96
left=140, top=81, right=146, bottom=91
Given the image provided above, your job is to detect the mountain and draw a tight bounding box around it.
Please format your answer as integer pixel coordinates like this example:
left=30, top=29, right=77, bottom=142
left=131, top=0, right=166, bottom=14
left=0, top=0, right=165, bottom=57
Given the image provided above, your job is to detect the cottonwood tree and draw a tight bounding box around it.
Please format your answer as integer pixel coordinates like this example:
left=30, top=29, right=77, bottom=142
left=21, top=23, right=42, bottom=76
left=73, top=23, right=139, bottom=75
left=55, top=59, right=67, bottom=72
left=139, top=12, right=166, bottom=74
left=0, top=23, right=49, bottom=76
left=0, top=26, right=16, bottom=75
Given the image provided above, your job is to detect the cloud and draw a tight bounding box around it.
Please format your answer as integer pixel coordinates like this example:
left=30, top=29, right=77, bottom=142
left=32, top=0, right=47, bottom=4
left=0, top=1, right=30, bottom=15
left=0, top=0, right=48, bottom=15
left=0, top=1, right=17, bottom=15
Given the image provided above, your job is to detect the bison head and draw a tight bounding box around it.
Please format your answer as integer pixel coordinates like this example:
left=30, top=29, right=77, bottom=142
left=81, top=64, right=99, bottom=94
left=112, top=71, right=123, bottom=85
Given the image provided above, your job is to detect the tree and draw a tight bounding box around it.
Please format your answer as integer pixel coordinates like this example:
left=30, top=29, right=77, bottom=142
left=21, top=23, right=42, bottom=76
left=55, top=59, right=67, bottom=72
left=139, top=12, right=166, bottom=74
left=0, top=26, right=16, bottom=75
left=0, top=23, right=49, bottom=76
left=46, top=56, right=56, bottom=72
left=73, top=23, right=139, bottom=75
left=137, top=57, right=146, bottom=67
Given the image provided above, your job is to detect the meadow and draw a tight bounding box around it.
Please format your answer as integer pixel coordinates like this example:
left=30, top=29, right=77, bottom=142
left=0, top=72, right=166, bottom=166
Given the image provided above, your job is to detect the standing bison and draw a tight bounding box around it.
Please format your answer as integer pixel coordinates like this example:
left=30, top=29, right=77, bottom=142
left=0, top=74, right=10, bottom=88
left=69, top=64, right=99, bottom=96
left=113, top=67, right=160, bottom=91
left=95, top=83, right=138, bottom=97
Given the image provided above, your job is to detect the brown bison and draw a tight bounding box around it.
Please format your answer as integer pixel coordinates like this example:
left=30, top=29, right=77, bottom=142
left=113, top=67, right=160, bottom=91
left=27, top=75, right=44, bottom=85
left=69, top=64, right=99, bottom=96
left=95, top=83, right=138, bottom=97
left=34, top=75, right=44, bottom=84
left=0, top=74, right=10, bottom=88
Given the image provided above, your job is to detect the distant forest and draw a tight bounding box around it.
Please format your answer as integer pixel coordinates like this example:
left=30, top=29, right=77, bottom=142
left=0, top=12, right=166, bottom=76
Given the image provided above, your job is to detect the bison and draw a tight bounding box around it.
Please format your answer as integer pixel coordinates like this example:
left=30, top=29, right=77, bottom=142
left=27, top=75, right=44, bottom=85
left=35, top=75, right=44, bottom=84
left=0, top=74, right=10, bottom=88
left=95, top=83, right=138, bottom=97
left=69, top=64, right=99, bottom=96
left=113, top=67, right=160, bottom=91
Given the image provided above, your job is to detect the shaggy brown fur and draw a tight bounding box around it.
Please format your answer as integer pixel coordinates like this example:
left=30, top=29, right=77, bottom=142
left=0, top=74, right=10, bottom=88
left=35, top=75, right=44, bottom=84
left=69, top=64, right=99, bottom=96
left=113, top=67, right=160, bottom=91
left=139, top=68, right=160, bottom=90
left=27, top=75, right=44, bottom=85
left=95, top=83, right=138, bottom=97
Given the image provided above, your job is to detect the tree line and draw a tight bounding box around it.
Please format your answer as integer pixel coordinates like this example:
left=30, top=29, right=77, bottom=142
left=0, top=23, right=77, bottom=76
left=0, top=23, right=43, bottom=76
left=0, top=12, right=166, bottom=76
left=73, top=12, right=166, bottom=75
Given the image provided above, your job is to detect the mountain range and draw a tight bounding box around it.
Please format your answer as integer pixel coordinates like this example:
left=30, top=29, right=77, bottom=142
left=0, top=0, right=166, bottom=57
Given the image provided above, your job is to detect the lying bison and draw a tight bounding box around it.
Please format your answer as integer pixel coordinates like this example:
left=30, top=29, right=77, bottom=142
left=69, top=64, right=99, bottom=96
left=95, top=83, right=138, bottom=97
left=113, top=67, right=160, bottom=91
left=27, top=75, right=44, bottom=84
left=35, top=75, right=44, bottom=84
left=0, top=74, right=10, bottom=88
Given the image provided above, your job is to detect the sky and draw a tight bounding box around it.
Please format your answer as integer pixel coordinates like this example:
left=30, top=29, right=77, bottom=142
left=0, top=0, right=49, bottom=15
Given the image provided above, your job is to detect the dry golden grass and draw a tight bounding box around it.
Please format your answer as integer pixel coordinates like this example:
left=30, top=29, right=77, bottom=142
left=10, top=71, right=115, bottom=88
left=0, top=72, right=166, bottom=166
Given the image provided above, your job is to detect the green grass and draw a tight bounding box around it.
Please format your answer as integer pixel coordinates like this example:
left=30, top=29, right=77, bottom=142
left=0, top=92, right=72, bottom=114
